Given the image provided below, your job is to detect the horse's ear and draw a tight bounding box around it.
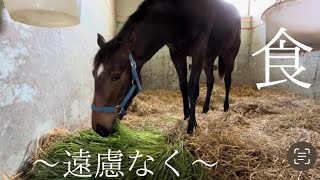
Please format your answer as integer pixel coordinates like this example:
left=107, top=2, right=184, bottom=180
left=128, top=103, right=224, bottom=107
left=97, top=33, right=106, bottom=48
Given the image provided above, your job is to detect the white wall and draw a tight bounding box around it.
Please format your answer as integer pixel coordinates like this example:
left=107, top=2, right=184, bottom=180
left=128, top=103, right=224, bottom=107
left=0, top=0, right=116, bottom=177
left=82, top=0, right=116, bottom=38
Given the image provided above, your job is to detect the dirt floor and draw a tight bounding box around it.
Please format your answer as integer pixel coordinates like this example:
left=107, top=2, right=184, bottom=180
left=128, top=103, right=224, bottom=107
left=122, top=84, right=320, bottom=180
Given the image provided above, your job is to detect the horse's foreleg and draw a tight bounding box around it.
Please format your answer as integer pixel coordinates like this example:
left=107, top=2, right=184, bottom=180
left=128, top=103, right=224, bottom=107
left=188, top=59, right=205, bottom=134
left=169, top=49, right=190, bottom=120
left=188, top=35, right=208, bottom=134
left=203, top=57, right=216, bottom=113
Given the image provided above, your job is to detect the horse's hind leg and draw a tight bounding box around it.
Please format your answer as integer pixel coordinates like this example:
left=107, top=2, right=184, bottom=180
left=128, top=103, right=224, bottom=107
left=203, top=56, right=217, bottom=113
left=222, top=53, right=236, bottom=112
left=169, top=48, right=190, bottom=120
left=223, top=34, right=240, bottom=112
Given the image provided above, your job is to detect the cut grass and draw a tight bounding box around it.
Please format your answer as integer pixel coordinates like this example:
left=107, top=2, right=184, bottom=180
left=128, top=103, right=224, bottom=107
left=18, top=121, right=210, bottom=180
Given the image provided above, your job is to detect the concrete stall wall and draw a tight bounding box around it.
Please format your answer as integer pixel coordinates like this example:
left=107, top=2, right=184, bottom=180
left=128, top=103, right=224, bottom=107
left=0, top=0, right=115, bottom=176
left=117, top=0, right=320, bottom=99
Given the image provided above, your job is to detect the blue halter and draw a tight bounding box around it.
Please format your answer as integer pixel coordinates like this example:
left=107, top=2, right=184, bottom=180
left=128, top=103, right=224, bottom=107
left=91, top=53, right=142, bottom=116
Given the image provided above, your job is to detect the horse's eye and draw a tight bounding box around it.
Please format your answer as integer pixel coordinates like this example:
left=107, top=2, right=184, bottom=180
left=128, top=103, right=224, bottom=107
left=112, top=74, right=121, bottom=81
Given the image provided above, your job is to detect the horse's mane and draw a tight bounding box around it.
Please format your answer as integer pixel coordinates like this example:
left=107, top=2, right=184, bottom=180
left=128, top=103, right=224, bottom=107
left=94, top=0, right=159, bottom=67
left=94, top=0, right=176, bottom=67
left=117, top=0, right=157, bottom=39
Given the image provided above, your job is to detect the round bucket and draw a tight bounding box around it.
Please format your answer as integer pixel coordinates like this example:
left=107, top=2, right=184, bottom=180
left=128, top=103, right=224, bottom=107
left=262, top=0, right=320, bottom=50
left=3, top=0, right=81, bottom=27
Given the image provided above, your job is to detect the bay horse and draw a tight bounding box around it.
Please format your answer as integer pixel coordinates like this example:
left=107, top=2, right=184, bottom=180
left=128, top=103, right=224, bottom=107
left=91, top=0, right=241, bottom=137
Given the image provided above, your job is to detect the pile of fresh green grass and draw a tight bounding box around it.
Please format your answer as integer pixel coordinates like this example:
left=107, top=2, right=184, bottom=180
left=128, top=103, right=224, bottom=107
left=19, top=122, right=210, bottom=179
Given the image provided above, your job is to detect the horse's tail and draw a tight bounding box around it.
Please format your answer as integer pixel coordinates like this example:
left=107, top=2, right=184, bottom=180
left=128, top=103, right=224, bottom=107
left=218, top=56, right=225, bottom=78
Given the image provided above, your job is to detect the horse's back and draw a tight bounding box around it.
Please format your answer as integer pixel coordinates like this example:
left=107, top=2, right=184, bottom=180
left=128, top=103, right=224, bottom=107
left=206, top=1, right=241, bottom=56
left=165, top=0, right=241, bottom=55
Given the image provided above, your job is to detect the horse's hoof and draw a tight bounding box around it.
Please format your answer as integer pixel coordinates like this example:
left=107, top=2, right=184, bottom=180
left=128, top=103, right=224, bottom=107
left=184, top=113, right=190, bottom=120
left=224, top=103, right=229, bottom=112
left=187, top=122, right=198, bottom=134
left=202, top=107, right=209, bottom=113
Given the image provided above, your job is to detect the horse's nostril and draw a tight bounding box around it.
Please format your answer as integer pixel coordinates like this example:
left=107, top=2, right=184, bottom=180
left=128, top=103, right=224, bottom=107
left=95, top=125, right=110, bottom=137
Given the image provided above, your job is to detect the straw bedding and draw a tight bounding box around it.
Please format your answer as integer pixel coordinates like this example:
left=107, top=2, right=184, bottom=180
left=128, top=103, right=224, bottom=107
left=11, top=84, right=320, bottom=180
left=124, top=84, right=320, bottom=179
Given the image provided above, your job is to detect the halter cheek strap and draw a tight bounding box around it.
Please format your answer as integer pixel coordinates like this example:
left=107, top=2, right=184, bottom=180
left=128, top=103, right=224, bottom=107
left=91, top=52, right=142, bottom=116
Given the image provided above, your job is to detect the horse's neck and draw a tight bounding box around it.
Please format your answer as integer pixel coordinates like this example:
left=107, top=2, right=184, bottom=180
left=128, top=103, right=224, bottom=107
left=132, top=22, right=174, bottom=70
left=117, top=1, right=178, bottom=70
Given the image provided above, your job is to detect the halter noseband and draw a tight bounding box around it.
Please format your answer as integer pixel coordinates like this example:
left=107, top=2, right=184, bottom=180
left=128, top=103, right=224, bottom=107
left=91, top=53, right=142, bottom=116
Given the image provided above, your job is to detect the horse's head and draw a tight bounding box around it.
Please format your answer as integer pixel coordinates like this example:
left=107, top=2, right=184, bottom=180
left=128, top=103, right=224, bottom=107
left=91, top=33, right=140, bottom=137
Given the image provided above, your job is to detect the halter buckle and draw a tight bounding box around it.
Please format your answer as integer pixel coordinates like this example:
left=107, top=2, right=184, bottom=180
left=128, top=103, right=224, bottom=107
left=115, top=105, right=125, bottom=115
